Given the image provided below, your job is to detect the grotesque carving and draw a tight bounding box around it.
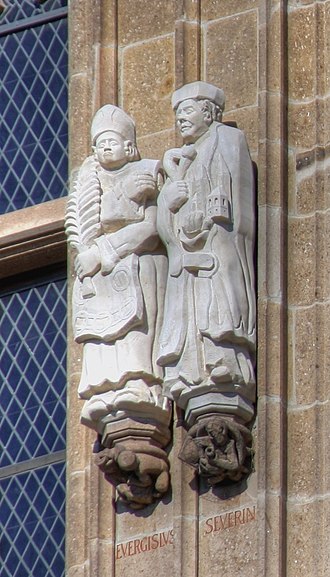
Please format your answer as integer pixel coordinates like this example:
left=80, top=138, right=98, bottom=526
left=157, top=82, right=256, bottom=484
left=95, top=442, right=170, bottom=510
left=66, top=104, right=171, bottom=508
left=179, top=416, right=253, bottom=485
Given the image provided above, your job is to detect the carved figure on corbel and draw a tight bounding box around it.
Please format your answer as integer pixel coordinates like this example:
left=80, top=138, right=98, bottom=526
left=66, top=104, right=171, bottom=509
left=157, top=82, right=256, bottom=486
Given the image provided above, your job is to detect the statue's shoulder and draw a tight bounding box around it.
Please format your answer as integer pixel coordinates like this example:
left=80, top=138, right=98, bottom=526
left=132, top=158, right=163, bottom=178
left=215, top=123, right=250, bottom=158
left=216, top=122, right=245, bottom=142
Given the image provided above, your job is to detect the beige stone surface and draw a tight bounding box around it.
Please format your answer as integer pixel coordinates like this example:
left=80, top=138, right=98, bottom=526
left=137, top=128, right=176, bottom=162
left=257, top=300, right=284, bottom=398
left=303, top=303, right=330, bottom=407
left=257, top=139, right=284, bottom=207
left=118, top=0, right=177, bottom=45
left=266, top=8, right=284, bottom=92
left=258, top=205, right=283, bottom=300
left=288, top=215, right=316, bottom=306
left=288, top=6, right=316, bottom=100
left=287, top=404, right=328, bottom=497
left=201, top=0, right=257, bottom=22
left=223, top=105, right=258, bottom=153
left=288, top=212, right=330, bottom=306
left=100, top=0, right=117, bottom=43
left=205, top=11, right=258, bottom=110
left=295, top=146, right=330, bottom=214
left=121, top=36, right=175, bottom=136
left=288, top=100, right=317, bottom=149
left=69, top=74, right=93, bottom=168
left=178, top=21, right=201, bottom=85
left=115, top=525, right=174, bottom=576
left=287, top=500, right=330, bottom=577
left=258, top=493, right=286, bottom=577
left=199, top=501, right=258, bottom=577
left=66, top=470, right=90, bottom=567
left=95, top=540, right=116, bottom=577
left=66, top=566, right=89, bottom=577
left=257, top=397, right=283, bottom=492
left=69, top=0, right=93, bottom=76
left=99, top=46, right=118, bottom=105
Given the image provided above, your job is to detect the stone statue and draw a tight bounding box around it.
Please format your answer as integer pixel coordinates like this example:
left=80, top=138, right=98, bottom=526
left=66, top=104, right=171, bottom=508
left=157, top=82, right=256, bottom=484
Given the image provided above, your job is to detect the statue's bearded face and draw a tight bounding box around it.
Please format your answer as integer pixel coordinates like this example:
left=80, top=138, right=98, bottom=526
left=175, top=99, right=211, bottom=144
left=94, top=130, right=128, bottom=170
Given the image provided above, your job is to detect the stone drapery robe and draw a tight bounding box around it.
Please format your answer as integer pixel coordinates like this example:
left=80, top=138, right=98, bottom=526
left=157, top=122, right=256, bottom=407
left=70, top=157, right=168, bottom=427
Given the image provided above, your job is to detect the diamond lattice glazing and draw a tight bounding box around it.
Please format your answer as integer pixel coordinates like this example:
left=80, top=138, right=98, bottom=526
left=0, top=0, right=67, bottom=24
left=0, top=463, right=65, bottom=577
left=0, top=279, right=67, bottom=468
left=0, top=4, right=68, bottom=213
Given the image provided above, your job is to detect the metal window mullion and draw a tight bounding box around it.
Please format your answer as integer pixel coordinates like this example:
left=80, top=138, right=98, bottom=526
left=0, top=450, right=66, bottom=479
left=0, top=7, right=67, bottom=38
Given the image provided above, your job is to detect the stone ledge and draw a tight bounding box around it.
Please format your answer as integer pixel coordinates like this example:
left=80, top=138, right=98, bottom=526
left=0, top=197, right=67, bottom=278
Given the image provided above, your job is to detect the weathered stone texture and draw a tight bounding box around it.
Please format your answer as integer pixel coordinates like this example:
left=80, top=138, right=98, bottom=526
left=118, top=0, right=177, bottom=45
left=287, top=404, right=329, bottom=496
left=121, top=36, right=175, bottom=136
left=201, top=0, right=258, bottom=22
left=137, top=128, right=176, bottom=161
left=287, top=500, right=330, bottom=577
left=286, top=4, right=330, bottom=577
left=223, top=105, right=258, bottom=153
left=288, top=6, right=316, bottom=100
left=288, top=215, right=316, bottom=306
left=205, top=11, right=258, bottom=111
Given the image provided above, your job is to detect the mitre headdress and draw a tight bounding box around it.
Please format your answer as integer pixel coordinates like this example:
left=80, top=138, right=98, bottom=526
left=91, top=104, right=136, bottom=144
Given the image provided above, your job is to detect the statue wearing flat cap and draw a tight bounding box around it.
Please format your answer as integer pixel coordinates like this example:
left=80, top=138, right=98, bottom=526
left=66, top=104, right=171, bottom=509
left=157, top=82, right=256, bottom=486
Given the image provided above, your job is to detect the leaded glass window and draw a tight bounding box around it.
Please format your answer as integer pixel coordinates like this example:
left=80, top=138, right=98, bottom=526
left=0, top=0, right=68, bottom=213
left=0, top=274, right=67, bottom=577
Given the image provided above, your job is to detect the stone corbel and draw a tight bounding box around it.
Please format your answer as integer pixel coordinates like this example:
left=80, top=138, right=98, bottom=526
left=95, top=414, right=171, bottom=510
left=81, top=389, right=171, bottom=510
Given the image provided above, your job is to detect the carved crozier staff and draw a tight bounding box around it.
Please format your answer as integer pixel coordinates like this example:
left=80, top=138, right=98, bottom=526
left=66, top=157, right=102, bottom=297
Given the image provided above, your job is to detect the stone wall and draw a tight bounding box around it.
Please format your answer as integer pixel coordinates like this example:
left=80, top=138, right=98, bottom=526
left=66, top=1, right=330, bottom=576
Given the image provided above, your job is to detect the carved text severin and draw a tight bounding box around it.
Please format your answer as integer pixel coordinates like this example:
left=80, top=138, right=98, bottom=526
left=204, top=506, right=256, bottom=534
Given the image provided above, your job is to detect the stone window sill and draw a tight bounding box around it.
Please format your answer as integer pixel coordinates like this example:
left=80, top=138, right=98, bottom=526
left=0, top=198, right=67, bottom=279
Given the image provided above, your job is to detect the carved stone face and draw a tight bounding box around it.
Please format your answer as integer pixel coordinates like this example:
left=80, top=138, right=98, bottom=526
left=175, top=99, right=211, bottom=144
left=94, top=130, right=128, bottom=170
